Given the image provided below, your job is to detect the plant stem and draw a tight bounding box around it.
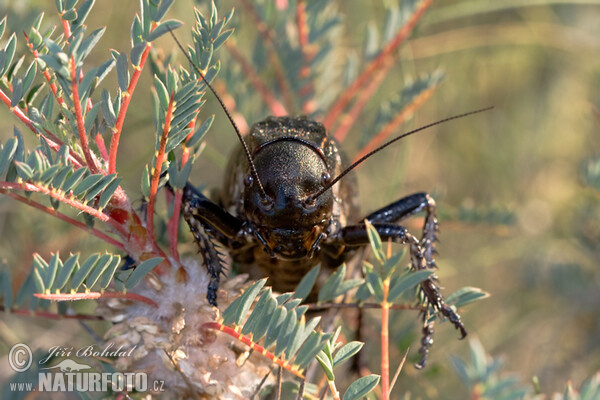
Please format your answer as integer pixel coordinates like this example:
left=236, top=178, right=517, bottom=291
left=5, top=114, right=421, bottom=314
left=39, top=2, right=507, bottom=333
left=70, top=56, right=100, bottom=173
left=108, top=36, right=154, bottom=174
left=0, top=189, right=125, bottom=251
left=323, top=0, right=434, bottom=130
left=35, top=291, right=158, bottom=307
left=381, top=279, right=390, bottom=400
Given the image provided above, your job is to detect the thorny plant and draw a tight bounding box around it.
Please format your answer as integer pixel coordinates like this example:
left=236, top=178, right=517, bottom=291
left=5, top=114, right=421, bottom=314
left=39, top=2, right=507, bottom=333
left=0, top=0, right=488, bottom=398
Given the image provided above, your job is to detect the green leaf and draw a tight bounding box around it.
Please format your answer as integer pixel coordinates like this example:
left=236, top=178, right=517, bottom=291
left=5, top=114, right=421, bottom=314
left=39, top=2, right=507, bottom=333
left=275, top=310, right=298, bottom=356
left=77, top=27, right=105, bottom=62
left=0, top=16, right=6, bottom=40
left=2, top=33, right=17, bottom=76
left=154, top=75, right=169, bottom=111
left=446, top=286, right=490, bottom=308
left=45, top=252, right=61, bottom=291
left=0, top=266, right=12, bottom=310
left=125, top=257, right=163, bottom=289
left=222, top=279, right=266, bottom=326
left=115, top=52, right=129, bottom=91
left=99, top=255, right=121, bottom=289
left=318, top=263, right=346, bottom=302
left=130, top=42, right=147, bottom=67
left=72, top=173, right=103, bottom=197
left=333, top=341, right=364, bottom=368
left=70, top=253, right=100, bottom=291
left=14, top=161, right=34, bottom=180
left=61, top=167, right=87, bottom=192
left=316, top=350, right=334, bottom=380
left=247, top=294, right=275, bottom=342
left=53, top=253, right=79, bottom=292
left=101, top=89, right=116, bottom=126
left=264, top=306, right=287, bottom=349
left=73, top=0, right=95, bottom=27
left=146, top=20, right=182, bottom=42
left=0, top=137, right=18, bottom=177
left=85, top=253, right=113, bottom=289
left=97, top=177, right=121, bottom=209
left=84, top=102, right=102, bottom=134
left=84, top=173, right=116, bottom=200
left=153, top=0, right=175, bottom=22
left=388, top=269, right=434, bottom=303
left=294, top=331, right=321, bottom=369
left=365, top=270, right=384, bottom=303
left=343, top=375, right=380, bottom=400
left=241, top=288, right=272, bottom=335
left=365, top=219, right=385, bottom=264
left=382, top=249, right=404, bottom=279
left=187, top=114, right=213, bottom=147
left=294, top=264, right=320, bottom=301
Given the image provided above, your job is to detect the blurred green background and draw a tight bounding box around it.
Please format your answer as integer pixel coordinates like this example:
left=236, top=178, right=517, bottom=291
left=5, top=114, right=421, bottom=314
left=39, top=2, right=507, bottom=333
left=1, top=0, right=599, bottom=398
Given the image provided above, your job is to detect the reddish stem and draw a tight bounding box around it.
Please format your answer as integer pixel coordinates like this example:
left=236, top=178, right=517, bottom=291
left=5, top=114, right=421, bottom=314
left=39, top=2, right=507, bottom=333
left=203, top=321, right=306, bottom=379
left=35, top=291, right=158, bottom=308
left=0, top=189, right=125, bottom=251
left=333, top=59, right=392, bottom=142
left=108, top=38, right=153, bottom=174
left=60, top=17, right=71, bottom=38
left=296, top=1, right=316, bottom=113
left=70, top=56, right=100, bottom=173
left=0, top=181, right=116, bottom=224
left=24, top=32, right=65, bottom=106
left=381, top=280, right=390, bottom=400
left=239, top=0, right=296, bottom=113
left=323, top=0, right=434, bottom=130
left=95, top=133, right=109, bottom=162
left=352, top=83, right=439, bottom=163
left=225, top=42, right=287, bottom=116
left=147, top=92, right=175, bottom=243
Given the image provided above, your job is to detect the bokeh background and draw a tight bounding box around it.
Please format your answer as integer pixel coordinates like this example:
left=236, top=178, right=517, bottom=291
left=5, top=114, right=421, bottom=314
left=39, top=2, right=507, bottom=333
left=0, top=0, right=599, bottom=398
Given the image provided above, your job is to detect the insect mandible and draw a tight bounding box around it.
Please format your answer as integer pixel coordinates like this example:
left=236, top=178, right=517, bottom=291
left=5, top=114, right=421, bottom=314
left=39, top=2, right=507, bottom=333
left=167, top=29, right=490, bottom=369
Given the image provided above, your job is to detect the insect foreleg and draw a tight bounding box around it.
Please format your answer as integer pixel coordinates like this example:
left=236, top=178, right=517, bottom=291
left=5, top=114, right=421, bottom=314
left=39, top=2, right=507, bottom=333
left=365, top=193, right=438, bottom=268
left=181, top=183, right=245, bottom=305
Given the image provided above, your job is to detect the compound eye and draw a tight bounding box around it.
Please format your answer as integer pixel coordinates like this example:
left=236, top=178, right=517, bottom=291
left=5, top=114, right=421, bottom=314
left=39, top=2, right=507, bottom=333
left=321, top=172, right=331, bottom=186
left=244, top=174, right=253, bottom=187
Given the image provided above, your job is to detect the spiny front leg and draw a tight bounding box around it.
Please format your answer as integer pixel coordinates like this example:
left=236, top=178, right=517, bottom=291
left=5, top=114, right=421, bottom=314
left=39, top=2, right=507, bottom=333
left=181, top=183, right=244, bottom=306
left=364, top=192, right=439, bottom=268
left=335, top=221, right=466, bottom=368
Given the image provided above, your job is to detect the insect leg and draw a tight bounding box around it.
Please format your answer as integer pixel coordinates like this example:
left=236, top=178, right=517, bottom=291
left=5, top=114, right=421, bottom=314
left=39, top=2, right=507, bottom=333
left=332, top=221, right=466, bottom=367
left=365, top=192, right=438, bottom=268
left=181, top=183, right=245, bottom=306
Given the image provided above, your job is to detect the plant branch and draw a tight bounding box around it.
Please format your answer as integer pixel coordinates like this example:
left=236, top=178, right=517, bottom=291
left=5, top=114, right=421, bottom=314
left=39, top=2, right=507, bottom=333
left=34, top=291, right=158, bottom=307
left=352, top=83, right=439, bottom=162
left=202, top=321, right=306, bottom=380
left=108, top=38, right=153, bottom=174
left=70, top=56, right=100, bottom=173
left=0, top=189, right=125, bottom=251
left=147, top=92, right=174, bottom=244
left=333, top=58, right=392, bottom=142
left=239, top=0, right=296, bottom=113
left=323, top=0, right=434, bottom=130
left=225, top=41, right=287, bottom=116
left=0, top=181, right=113, bottom=223
left=24, top=32, right=65, bottom=106
left=381, top=279, right=390, bottom=400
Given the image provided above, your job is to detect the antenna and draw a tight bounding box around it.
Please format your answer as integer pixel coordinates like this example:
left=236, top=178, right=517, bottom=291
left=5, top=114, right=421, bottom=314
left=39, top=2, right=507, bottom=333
left=306, top=106, right=494, bottom=202
left=168, top=28, right=270, bottom=203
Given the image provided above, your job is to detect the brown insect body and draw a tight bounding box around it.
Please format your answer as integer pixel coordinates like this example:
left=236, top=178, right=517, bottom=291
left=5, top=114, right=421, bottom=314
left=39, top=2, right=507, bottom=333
left=220, top=116, right=358, bottom=292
